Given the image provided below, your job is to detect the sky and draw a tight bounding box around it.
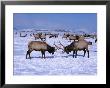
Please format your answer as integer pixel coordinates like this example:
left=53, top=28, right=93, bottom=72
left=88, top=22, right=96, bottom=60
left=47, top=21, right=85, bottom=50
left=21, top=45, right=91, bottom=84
left=13, top=13, right=97, bottom=33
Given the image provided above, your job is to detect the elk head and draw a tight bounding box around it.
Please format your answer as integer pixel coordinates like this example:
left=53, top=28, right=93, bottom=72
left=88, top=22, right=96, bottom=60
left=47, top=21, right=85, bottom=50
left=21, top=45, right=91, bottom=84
left=59, top=41, right=75, bottom=54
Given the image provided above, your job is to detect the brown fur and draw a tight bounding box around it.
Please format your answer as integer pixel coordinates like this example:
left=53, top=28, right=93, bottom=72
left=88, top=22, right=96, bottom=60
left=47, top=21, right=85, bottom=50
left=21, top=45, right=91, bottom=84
left=63, top=40, right=89, bottom=58
left=26, top=41, right=55, bottom=59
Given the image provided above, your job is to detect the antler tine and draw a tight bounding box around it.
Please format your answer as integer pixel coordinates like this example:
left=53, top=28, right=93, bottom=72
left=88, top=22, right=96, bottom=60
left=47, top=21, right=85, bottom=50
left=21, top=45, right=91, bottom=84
left=53, top=42, right=59, bottom=50
left=53, top=42, right=64, bottom=50
left=59, top=41, right=65, bottom=48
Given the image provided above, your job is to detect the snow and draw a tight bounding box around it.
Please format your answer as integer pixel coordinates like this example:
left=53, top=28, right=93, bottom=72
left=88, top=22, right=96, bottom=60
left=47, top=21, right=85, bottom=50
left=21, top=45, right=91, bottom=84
left=14, top=31, right=97, bottom=75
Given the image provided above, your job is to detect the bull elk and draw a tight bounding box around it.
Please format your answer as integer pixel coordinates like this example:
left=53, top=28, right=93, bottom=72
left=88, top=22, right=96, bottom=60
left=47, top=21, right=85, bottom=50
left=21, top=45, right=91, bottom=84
left=59, top=40, right=90, bottom=58
left=33, top=33, right=46, bottom=41
left=26, top=41, right=55, bottom=59
left=40, top=34, right=46, bottom=41
left=68, top=35, right=77, bottom=41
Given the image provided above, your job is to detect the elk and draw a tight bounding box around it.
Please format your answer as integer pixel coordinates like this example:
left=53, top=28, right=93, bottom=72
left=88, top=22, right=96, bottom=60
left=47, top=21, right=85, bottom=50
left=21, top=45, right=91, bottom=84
left=78, top=35, right=85, bottom=41
left=33, top=33, right=40, bottom=40
left=20, top=32, right=27, bottom=37
left=40, top=34, right=46, bottom=41
left=62, top=33, right=70, bottom=39
left=26, top=41, right=55, bottom=59
left=68, top=35, right=77, bottom=41
left=62, top=34, right=67, bottom=39
left=49, top=34, right=58, bottom=38
left=59, top=40, right=90, bottom=58
left=33, top=33, right=46, bottom=41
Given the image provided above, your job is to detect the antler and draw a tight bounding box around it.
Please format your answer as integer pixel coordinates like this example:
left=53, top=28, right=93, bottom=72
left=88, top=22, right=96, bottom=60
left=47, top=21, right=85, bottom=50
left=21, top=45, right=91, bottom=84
left=53, top=42, right=64, bottom=50
left=59, top=41, right=65, bottom=48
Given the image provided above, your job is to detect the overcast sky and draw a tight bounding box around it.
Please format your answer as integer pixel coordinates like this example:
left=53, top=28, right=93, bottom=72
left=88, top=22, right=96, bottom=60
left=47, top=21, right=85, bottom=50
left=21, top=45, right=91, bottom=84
left=13, top=13, right=97, bottom=33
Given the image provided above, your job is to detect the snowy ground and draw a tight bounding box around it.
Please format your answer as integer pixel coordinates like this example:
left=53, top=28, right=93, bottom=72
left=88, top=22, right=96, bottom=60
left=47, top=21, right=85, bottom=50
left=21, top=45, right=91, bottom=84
left=14, top=31, right=97, bottom=75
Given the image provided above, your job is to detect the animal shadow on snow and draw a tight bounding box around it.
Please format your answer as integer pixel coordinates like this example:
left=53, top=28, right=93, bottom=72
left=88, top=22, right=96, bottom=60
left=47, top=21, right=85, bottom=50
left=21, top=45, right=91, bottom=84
left=62, top=54, right=84, bottom=58
left=28, top=56, right=54, bottom=59
left=90, top=50, right=97, bottom=52
left=26, top=54, right=86, bottom=59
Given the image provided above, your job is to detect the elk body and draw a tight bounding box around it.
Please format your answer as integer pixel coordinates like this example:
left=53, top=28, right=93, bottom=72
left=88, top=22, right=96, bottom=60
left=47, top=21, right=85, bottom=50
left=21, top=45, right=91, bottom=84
left=26, top=41, right=55, bottom=59
left=73, top=40, right=89, bottom=58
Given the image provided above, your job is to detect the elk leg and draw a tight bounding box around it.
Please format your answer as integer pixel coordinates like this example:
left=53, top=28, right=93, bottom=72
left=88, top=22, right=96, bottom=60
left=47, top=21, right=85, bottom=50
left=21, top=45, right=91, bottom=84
left=29, top=50, right=32, bottom=59
left=26, top=51, right=28, bottom=59
left=43, top=51, right=45, bottom=59
left=26, top=50, right=32, bottom=59
left=41, top=51, right=45, bottom=59
left=26, top=50, right=30, bottom=59
left=41, top=51, right=43, bottom=59
left=73, top=50, right=75, bottom=58
left=75, top=51, right=77, bottom=58
left=83, top=49, right=86, bottom=57
left=87, top=50, right=89, bottom=58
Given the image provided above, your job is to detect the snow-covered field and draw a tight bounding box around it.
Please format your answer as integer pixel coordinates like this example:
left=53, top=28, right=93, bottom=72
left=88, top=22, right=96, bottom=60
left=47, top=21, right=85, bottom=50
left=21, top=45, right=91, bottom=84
left=14, top=31, right=97, bottom=75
